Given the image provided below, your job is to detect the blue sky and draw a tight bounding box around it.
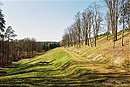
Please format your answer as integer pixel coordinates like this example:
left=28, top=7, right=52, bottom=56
left=1, top=0, right=104, bottom=41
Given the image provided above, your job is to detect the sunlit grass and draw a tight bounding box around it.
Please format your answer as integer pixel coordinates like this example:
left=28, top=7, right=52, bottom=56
left=0, top=31, right=129, bottom=86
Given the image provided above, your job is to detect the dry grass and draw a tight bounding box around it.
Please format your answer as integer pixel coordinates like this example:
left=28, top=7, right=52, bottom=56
left=66, top=31, right=130, bottom=70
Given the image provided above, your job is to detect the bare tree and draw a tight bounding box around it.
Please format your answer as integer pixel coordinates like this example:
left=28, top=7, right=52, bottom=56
left=91, top=2, right=102, bottom=46
left=128, top=0, right=130, bottom=30
left=4, top=26, right=17, bottom=63
left=127, top=0, right=130, bottom=50
left=121, top=0, right=125, bottom=46
left=71, top=23, right=77, bottom=47
left=105, top=11, right=111, bottom=40
left=105, top=0, right=119, bottom=48
left=75, top=12, right=81, bottom=48
left=62, top=29, right=70, bottom=47
left=82, top=7, right=93, bottom=46
left=82, top=11, right=88, bottom=45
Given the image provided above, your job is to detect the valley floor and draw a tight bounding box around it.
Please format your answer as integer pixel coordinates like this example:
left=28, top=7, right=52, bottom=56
left=0, top=48, right=130, bottom=87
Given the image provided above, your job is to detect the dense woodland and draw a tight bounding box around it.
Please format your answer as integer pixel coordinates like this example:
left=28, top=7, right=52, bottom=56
left=62, top=0, right=130, bottom=48
left=0, top=6, right=60, bottom=66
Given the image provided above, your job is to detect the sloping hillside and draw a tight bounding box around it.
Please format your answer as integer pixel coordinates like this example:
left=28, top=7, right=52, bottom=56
left=0, top=47, right=129, bottom=87
left=67, top=31, right=130, bottom=68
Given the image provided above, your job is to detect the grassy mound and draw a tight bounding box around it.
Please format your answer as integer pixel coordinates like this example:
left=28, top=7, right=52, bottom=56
left=0, top=48, right=129, bottom=87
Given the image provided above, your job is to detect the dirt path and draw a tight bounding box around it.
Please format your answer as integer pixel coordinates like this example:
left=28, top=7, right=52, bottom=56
left=62, top=48, right=87, bottom=62
left=62, top=48, right=127, bottom=73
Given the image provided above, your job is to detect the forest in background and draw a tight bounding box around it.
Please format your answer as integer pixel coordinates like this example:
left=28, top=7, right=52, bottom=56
left=0, top=4, right=60, bottom=66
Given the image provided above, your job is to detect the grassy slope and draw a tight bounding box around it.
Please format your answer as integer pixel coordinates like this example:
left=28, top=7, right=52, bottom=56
left=0, top=48, right=129, bottom=87
left=0, top=32, right=129, bottom=87
left=68, top=31, right=130, bottom=68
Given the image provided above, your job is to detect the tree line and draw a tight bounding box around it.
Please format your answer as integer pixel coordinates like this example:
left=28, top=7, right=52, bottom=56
left=43, top=42, right=60, bottom=51
left=61, top=0, right=130, bottom=48
left=0, top=6, right=60, bottom=66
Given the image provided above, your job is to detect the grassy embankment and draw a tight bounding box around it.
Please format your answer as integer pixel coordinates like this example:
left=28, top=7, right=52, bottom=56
left=67, top=30, right=130, bottom=68
left=0, top=31, right=129, bottom=87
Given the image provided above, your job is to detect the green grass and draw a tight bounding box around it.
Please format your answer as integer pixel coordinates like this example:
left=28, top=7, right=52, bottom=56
left=0, top=48, right=129, bottom=87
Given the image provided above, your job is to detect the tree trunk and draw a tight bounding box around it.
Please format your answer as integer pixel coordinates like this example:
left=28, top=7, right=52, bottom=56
left=115, top=0, right=118, bottom=41
left=7, top=36, right=10, bottom=63
left=122, top=0, right=125, bottom=46
left=85, top=30, right=88, bottom=45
